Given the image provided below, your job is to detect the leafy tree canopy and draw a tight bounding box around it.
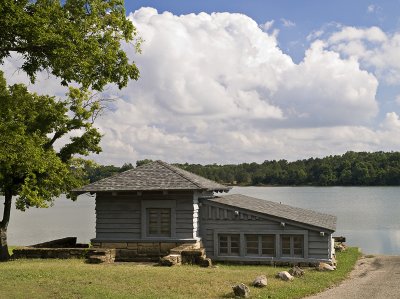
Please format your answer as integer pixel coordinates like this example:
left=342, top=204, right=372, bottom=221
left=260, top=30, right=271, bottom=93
left=0, top=71, right=102, bottom=259
left=0, top=0, right=140, bottom=90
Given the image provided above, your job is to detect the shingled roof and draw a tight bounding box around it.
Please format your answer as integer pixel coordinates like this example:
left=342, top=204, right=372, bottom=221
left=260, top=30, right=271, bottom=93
left=74, top=160, right=230, bottom=193
left=207, top=194, right=336, bottom=231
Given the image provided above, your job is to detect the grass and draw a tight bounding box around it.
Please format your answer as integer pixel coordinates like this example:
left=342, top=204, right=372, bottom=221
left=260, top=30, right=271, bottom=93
left=0, top=247, right=360, bottom=299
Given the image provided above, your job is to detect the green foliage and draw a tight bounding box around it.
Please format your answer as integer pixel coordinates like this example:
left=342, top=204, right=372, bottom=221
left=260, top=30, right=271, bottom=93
left=85, top=162, right=134, bottom=183
left=0, top=71, right=101, bottom=210
left=0, top=0, right=140, bottom=91
left=82, top=152, right=400, bottom=186
left=175, top=152, right=400, bottom=186
left=136, top=159, right=153, bottom=167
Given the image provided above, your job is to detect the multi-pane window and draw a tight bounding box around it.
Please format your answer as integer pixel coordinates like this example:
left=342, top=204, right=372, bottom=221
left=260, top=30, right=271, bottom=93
left=218, top=234, right=240, bottom=256
left=147, top=208, right=171, bottom=237
left=245, top=235, right=275, bottom=257
left=261, top=235, right=275, bottom=256
left=281, top=235, right=304, bottom=257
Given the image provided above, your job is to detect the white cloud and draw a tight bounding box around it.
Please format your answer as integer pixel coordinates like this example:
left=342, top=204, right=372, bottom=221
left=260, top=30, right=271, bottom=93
left=367, top=4, right=376, bottom=13
left=275, top=40, right=378, bottom=125
left=323, top=26, right=400, bottom=85
left=260, top=20, right=274, bottom=32
left=4, top=8, right=399, bottom=165
left=281, top=18, right=296, bottom=28
left=307, top=29, right=324, bottom=41
left=380, top=112, right=400, bottom=130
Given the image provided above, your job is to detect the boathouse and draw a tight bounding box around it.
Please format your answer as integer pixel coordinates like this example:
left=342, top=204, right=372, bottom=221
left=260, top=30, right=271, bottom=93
left=74, top=160, right=336, bottom=264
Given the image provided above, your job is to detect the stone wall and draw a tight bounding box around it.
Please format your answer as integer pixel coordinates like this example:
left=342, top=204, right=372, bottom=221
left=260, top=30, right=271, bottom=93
left=12, top=247, right=94, bottom=259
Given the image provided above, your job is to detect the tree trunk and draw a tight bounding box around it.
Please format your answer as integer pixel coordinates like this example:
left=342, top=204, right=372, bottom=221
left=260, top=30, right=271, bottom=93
left=0, top=190, right=12, bottom=261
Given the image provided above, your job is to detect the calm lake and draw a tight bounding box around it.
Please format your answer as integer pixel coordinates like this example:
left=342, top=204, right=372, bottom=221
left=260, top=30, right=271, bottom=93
left=1, top=187, right=399, bottom=255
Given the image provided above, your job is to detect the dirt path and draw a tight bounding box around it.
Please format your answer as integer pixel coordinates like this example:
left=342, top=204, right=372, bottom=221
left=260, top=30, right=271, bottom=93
left=307, top=255, right=400, bottom=299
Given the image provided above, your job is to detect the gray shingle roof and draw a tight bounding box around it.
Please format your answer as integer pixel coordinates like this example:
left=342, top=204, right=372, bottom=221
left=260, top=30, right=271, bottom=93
left=73, top=160, right=230, bottom=193
left=207, top=194, right=336, bottom=231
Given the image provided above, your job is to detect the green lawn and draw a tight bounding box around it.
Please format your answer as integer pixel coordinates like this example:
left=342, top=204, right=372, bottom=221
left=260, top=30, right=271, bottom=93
left=0, top=248, right=360, bottom=299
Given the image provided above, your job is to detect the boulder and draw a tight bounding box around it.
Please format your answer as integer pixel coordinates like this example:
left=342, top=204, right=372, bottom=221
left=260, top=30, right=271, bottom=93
left=317, top=262, right=336, bottom=271
left=335, top=243, right=346, bottom=252
left=276, top=271, right=294, bottom=281
left=159, top=254, right=181, bottom=266
left=232, top=283, right=250, bottom=298
left=199, top=257, right=213, bottom=268
left=289, top=266, right=305, bottom=277
left=252, top=275, right=268, bottom=287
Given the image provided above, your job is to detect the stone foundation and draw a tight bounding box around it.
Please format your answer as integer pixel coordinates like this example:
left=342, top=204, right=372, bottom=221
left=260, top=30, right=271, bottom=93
left=93, top=241, right=199, bottom=262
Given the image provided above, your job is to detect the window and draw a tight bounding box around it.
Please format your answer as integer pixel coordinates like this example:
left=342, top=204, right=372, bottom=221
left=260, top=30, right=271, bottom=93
left=261, top=235, right=275, bottom=256
left=218, top=234, right=240, bottom=256
left=281, top=235, right=304, bottom=257
left=147, top=208, right=171, bottom=237
left=245, top=235, right=275, bottom=257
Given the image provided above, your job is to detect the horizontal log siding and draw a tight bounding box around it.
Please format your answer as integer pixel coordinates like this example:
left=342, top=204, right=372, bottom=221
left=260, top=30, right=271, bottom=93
left=199, top=202, right=331, bottom=261
left=95, top=191, right=195, bottom=241
left=96, top=193, right=141, bottom=240
left=175, top=197, right=195, bottom=239
left=308, top=230, right=330, bottom=259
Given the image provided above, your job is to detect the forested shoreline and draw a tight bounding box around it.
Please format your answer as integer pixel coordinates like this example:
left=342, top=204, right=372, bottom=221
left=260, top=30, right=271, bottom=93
left=86, top=151, right=400, bottom=186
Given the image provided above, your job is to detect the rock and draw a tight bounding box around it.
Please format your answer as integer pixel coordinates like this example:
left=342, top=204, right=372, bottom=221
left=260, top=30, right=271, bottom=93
left=159, top=254, right=181, bottom=266
left=181, top=249, right=205, bottom=265
left=232, top=283, right=250, bottom=298
left=331, top=256, right=337, bottom=267
left=199, top=257, right=212, bottom=268
left=86, top=255, right=106, bottom=264
left=289, top=266, right=305, bottom=277
left=335, top=243, right=346, bottom=252
left=317, top=262, right=336, bottom=271
left=276, top=271, right=294, bottom=281
left=252, top=275, right=268, bottom=287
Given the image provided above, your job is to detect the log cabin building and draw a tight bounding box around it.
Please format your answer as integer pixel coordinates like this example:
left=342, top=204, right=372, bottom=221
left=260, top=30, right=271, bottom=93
left=74, top=160, right=336, bottom=264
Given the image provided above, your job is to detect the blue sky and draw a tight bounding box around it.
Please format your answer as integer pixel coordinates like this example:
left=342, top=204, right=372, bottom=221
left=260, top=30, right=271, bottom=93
left=127, top=0, right=400, bottom=61
left=4, top=1, right=400, bottom=165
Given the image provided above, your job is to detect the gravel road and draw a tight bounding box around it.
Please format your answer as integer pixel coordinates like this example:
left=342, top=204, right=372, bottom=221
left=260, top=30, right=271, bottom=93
left=307, top=255, right=400, bottom=299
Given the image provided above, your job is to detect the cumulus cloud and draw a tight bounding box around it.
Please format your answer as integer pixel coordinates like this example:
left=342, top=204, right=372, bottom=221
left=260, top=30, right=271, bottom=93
left=86, top=8, right=384, bottom=164
left=4, top=8, right=399, bottom=165
left=323, top=26, right=400, bottom=84
left=381, top=112, right=400, bottom=130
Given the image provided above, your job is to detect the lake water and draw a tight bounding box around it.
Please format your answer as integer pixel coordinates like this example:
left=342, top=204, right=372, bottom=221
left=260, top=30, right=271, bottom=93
left=1, top=187, right=399, bottom=255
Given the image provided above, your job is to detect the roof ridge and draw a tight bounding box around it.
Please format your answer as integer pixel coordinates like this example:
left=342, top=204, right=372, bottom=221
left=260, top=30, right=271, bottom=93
left=83, top=165, right=137, bottom=185
left=156, top=160, right=204, bottom=189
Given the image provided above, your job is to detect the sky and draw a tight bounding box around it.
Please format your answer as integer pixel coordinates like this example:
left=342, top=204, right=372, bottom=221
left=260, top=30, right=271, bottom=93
left=3, top=0, right=400, bottom=165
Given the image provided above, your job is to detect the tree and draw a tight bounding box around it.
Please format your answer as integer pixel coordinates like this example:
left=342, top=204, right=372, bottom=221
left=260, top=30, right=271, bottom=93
left=0, top=0, right=142, bottom=261
left=136, top=159, right=153, bottom=167
left=0, top=72, right=102, bottom=260
left=0, top=0, right=140, bottom=91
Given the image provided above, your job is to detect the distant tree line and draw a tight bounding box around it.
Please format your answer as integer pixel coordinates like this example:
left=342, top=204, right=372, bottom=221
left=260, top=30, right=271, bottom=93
left=86, top=152, right=400, bottom=186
